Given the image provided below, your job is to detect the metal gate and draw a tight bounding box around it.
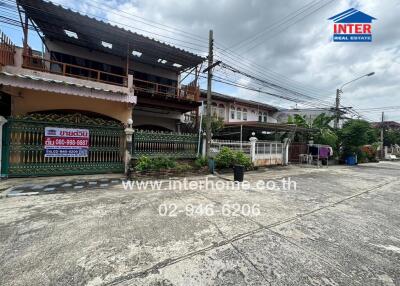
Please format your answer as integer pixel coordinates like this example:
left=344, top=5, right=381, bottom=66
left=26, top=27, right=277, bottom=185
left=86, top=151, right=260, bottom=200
left=288, top=143, right=308, bottom=163
left=2, top=113, right=125, bottom=177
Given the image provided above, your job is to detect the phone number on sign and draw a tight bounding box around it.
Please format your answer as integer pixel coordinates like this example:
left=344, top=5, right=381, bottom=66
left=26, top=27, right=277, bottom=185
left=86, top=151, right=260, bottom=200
left=158, top=203, right=260, bottom=217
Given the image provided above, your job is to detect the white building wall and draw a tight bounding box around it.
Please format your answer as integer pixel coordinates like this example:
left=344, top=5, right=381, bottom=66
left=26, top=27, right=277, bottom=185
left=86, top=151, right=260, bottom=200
left=194, top=99, right=277, bottom=124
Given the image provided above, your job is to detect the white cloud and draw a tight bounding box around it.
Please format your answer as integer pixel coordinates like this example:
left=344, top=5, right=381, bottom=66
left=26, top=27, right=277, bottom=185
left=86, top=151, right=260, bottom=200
left=16, top=0, right=400, bottom=121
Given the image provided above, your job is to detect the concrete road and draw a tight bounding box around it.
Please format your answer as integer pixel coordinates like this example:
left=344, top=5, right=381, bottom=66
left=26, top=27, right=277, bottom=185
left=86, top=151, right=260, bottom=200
left=0, top=162, right=399, bottom=286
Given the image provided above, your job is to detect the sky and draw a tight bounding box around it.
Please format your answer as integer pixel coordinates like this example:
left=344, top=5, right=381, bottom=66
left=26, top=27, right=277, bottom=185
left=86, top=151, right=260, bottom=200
left=2, top=0, right=400, bottom=122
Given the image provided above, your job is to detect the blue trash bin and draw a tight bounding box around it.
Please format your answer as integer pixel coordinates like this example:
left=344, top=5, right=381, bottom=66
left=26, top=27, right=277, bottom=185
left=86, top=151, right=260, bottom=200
left=345, top=155, right=357, bottom=165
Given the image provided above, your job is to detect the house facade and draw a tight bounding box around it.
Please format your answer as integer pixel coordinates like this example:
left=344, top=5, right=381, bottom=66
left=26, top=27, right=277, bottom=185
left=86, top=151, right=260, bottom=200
left=195, top=90, right=278, bottom=124
left=0, top=0, right=203, bottom=177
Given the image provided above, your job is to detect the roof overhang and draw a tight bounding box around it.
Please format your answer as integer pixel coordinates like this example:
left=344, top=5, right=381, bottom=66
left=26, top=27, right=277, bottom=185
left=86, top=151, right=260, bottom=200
left=223, top=121, right=316, bottom=132
left=0, top=71, right=136, bottom=104
left=199, top=90, right=278, bottom=112
left=17, top=0, right=205, bottom=73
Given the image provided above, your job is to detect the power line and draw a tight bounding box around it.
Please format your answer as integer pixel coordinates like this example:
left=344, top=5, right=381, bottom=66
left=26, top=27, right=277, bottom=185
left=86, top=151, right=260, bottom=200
left=228, top=0, right=328, bottom=51
left=240, top=0, right=335, bottom=53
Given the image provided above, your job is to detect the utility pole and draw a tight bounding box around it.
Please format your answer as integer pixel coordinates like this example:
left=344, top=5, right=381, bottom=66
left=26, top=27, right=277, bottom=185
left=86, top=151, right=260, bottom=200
left=205, top=30, right=213, bottom=158
left=381, top=111, right=384, bottom=159
left=22, top=13, right=29, bottom=57
left=334, top=88, right=341, bottom=129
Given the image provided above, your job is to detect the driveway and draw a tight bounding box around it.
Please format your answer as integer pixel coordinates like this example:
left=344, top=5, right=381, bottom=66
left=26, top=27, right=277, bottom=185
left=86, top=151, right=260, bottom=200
left=0, top=162, right=399, bottom=286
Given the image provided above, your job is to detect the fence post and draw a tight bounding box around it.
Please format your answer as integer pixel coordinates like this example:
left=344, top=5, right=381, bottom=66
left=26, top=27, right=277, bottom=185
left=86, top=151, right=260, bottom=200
left=249, top=135, right=257, bottom=163
left=283, top=138, right=290, bottom=166
left=124, top=119, right=134, bottom=175
left=201, top=132, right=207, bottom=158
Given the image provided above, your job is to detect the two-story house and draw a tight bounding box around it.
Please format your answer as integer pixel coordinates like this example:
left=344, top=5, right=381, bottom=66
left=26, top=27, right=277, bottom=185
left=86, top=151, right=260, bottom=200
left=188, top=90, right=279, bottom=125
left=189, top=90, right=282, bottom=140
left=0, top=0, right=204, bottom=177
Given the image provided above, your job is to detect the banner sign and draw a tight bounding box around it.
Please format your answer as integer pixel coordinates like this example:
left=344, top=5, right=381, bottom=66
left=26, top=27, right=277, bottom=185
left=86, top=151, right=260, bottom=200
left=44, top=127, right=89, bottom=158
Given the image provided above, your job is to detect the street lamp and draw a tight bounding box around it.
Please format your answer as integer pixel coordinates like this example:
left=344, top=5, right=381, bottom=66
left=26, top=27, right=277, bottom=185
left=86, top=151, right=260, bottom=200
left=334, top=72, right=375, bottom=128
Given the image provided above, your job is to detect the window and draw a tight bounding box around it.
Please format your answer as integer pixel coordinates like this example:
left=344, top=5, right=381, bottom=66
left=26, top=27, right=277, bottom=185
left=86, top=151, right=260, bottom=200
left=243, top=108, right=247, bottom=121
left=157, top=58, right=167, bottom=64
left=218, top=104, right=225, bottom=119
left=173, top=63, right=182, bottom=68
left=258, top=112, right=262, bottom=122
left=230, top=106, right=235, bottom=120
left=237, top=108, right=242, bottom=120
left=263, top=112, right=267, bottom=123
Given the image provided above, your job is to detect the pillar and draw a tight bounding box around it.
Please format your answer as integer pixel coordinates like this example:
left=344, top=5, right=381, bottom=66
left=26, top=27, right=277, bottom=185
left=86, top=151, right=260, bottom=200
left=0, top=116, right=7, bottom=176
left=249, top=134, right=257, bottom=163
left=124, top=119, right=134, bottom=175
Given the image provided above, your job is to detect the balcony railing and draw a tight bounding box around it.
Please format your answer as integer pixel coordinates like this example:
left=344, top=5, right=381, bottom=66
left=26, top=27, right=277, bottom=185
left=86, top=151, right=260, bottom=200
left=132, top=78, right=199, bottom=102
left=0, top=30, right=15, bottom=66
left=22, top=55, right=128, bottom=87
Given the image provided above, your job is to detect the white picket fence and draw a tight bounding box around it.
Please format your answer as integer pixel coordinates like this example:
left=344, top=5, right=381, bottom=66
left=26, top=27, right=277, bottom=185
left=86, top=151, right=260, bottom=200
left=209, top=138, right=288, bottom=167
left=210, top=140, right=251, bottom=157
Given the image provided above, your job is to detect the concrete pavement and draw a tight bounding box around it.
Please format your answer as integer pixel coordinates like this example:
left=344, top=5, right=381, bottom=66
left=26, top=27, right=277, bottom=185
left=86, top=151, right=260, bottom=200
left=0, top=162, right=399, bottom=285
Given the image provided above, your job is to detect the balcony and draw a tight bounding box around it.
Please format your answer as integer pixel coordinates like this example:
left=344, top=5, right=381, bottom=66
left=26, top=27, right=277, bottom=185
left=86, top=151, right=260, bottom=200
left=0, top=30, right=15, bottom=67
left=132, top=78, right=200, bottom=102
left=22, top=55, right=128, bottom=87
left=21, top=55, right=200, bottom=103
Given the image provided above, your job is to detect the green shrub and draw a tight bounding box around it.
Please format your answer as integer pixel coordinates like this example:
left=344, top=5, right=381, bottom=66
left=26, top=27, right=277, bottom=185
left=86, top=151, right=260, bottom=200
left=357, top=151, right=368, bottom=163
left=214, top=147, right=252, bottom=169
left=234, top=151, right=252, bottom=169
left=152, top=156, right=176, bottom=170
left=134, top=156, right=152, bottom=172
left=215, top=147, right=235, bottom=169
left=175, top=162, right=193, bottom=172
left=134, top=156, right=176, bottom=171
left=194, top=157, right=208, bottom=168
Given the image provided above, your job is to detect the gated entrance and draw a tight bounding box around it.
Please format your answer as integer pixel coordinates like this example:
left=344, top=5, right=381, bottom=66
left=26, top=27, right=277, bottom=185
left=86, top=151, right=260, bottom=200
left=288, top=143, right=308, bottom=164
left=2, top=113, right=125, bottom=177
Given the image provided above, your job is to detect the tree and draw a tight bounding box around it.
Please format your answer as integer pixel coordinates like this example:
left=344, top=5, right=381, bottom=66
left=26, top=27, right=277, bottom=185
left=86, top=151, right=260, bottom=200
left=339, top=119, right=378, bottom=157
left=288, top=113, right=338, bottom=148
left=384, top=129, right=400, bottom=146
left=311, top=113, right=338, bottom=148
left=202, top=116, right=224, bottom=134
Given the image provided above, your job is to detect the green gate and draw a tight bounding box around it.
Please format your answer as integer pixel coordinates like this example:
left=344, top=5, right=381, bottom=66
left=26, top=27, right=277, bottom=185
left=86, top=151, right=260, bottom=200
left=2, top=113, right=125, bottom=177
left=132, top=130, right=199, bottom=159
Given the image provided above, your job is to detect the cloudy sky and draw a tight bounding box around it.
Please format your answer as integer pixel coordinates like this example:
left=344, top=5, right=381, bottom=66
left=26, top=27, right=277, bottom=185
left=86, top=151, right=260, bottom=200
left=3, top=0, right=400, bottom=122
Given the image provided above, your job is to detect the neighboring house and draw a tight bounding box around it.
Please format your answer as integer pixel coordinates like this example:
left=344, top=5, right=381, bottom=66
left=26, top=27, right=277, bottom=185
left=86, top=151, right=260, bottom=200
left=372, top=121, right=400, bottom=131
left=0, top=0, right=204, bottom=177
left=276, top=108, right=336, bottom=127
left=194, top=90, right=278, bottom=124
left=181, top=90, right=318, bottom=139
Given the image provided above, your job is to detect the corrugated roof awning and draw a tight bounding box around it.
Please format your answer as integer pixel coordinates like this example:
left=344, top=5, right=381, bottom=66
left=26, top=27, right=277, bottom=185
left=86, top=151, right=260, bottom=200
left=17, top=0, right=205, bottom=72
left=223, top=121, right=317, bottom=132
left=0, top=71, right=136, bottom=103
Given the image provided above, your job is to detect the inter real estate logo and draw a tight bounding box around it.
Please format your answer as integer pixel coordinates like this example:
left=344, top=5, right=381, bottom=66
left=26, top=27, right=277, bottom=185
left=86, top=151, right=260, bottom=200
left=328, top=8, right=376, bottom=42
